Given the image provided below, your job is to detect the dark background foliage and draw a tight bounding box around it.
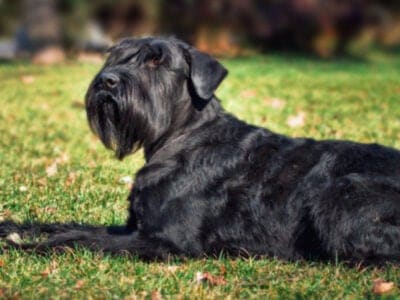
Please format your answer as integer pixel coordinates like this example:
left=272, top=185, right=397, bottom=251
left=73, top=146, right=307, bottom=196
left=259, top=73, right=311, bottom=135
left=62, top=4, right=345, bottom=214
left=0, top=0, right=400, bottom=58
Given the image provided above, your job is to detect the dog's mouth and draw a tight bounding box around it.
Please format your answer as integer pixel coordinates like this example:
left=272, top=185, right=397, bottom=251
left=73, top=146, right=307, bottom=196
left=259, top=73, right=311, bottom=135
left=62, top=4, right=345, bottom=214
left=95, top=91, right=117, bottom=104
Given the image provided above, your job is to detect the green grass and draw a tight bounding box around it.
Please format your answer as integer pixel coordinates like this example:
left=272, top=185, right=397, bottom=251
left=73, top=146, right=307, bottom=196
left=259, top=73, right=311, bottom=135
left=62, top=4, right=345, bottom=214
left=1, top=52, right=400, bottom=299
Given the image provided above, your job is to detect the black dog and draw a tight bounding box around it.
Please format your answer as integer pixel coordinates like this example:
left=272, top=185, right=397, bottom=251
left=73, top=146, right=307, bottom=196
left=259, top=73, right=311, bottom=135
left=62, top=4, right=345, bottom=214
left=2, top=37, right=400, bottom=264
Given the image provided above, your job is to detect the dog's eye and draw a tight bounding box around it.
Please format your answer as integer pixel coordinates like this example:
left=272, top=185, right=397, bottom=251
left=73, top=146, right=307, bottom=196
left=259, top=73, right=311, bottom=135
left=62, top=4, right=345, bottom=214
left=148, top=57, right=162, bottom=68
left=144, top=44, right=165, bottom=68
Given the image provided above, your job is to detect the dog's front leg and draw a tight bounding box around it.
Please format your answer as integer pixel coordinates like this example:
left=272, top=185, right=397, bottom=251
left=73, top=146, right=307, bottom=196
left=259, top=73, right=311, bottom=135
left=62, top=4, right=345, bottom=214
left=126, top=192, right=138, bottom=232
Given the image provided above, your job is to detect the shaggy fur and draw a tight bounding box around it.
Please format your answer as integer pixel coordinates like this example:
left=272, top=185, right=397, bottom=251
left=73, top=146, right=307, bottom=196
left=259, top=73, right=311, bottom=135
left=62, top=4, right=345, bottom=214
left=2, top=37, right=400, bottom=265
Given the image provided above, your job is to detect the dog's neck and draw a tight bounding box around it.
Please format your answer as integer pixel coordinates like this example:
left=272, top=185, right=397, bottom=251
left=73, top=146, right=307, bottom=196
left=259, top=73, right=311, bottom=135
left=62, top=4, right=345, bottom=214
left=144, top=97, right=225, bottom=162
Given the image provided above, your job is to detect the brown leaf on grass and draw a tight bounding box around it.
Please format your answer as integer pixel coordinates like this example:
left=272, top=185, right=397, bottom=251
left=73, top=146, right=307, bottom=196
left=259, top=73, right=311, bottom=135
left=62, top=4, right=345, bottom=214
left=56, top=153, right=69, bottom=164
left=373, top=278, right=395, bottom=295
left=21, top=75, right=35, bottom=84
left=74, top=280, right=85, bottom=290
left=40, top=268, right=51, bottom=277
left=241, top=89, right=257, bottom=98
left=46, top=162, right=58, bottom=177
left=41, top=206, right=58, bottom=214
left=151, top=290, right=162, bottom=300
left=264, top=97, right=286, bottom=109
left=166, top=265, right=179, bottom=273
left=0, top=260, right=5, bottom=267
left=19, top=185, right=28, bottom=192
left=40, top=260, right=58, bottom=277
left=65, top=172, right=78, bottom=187
left=45, top=153, right=70, bottom=177
left=37, top=178, right=47, bottom=187
left=1, top=209, right=12, bottom=218
left=195, top=272, right=227, bottom=286
left=219, top=265, right=227, bottom=275
left=270, top=98, right=286, bottom=109
left=119, top=176, right=133, bottom=185
left=0, top=210, right=11, bottom=222
left=287, top=112, right=306, bottom=128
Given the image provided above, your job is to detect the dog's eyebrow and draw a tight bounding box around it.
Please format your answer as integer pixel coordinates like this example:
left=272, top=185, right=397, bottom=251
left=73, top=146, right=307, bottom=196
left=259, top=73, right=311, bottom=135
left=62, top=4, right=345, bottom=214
left=106, top=38, right=155, bottom=65
left=107, top=47, right=142, bottom=66
left=118, top=48, right=143, bottom=65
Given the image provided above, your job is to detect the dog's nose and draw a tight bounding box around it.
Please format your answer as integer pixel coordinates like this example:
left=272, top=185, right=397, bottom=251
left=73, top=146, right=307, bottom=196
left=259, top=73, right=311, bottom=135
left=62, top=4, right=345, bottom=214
left=100, top=73, right=119, bottom=89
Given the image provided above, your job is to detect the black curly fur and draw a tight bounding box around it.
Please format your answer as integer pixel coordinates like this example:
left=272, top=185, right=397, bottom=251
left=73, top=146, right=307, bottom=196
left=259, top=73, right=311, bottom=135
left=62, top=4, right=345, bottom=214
left=2, top=37, right=400, bottom=265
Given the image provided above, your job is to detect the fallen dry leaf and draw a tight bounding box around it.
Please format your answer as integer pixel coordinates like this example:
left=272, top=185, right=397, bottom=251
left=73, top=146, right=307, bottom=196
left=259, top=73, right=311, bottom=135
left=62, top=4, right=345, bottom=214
left=56, top=153, right=69, bottom=164
left=0, top=260, right=4, bottom=267
left=42, top=206, right=58, bottom=213
left=151, top=290, right=162, bottom=300
left=287, top=112, right=306, bottom=128
left=0, top=209, right=12, bottom=220
left=41, top=260, right=58, bottom=277
left=74, top=280, right=85, bottom=290
left=40, top=268, right=51, bottom=277
left=270, top=98, right=286, bottom=109
left=119, top=176, right=133, bottom=185
left=166, top=265, right=179, bottom=273
left=195, top=272, right=227, bottom=286
left=264, top=97, right=286, bottom=109
left=241, top=89, right=257, bottom=98
left=1, top=210, right=12, bottom=217
left=37, top=178, right=47, bottom=187
left=19, top=185, right=28, bottom=192
left=65, top=172, right=78, bottom=186
left=373, top=278, right=395, bottom=295
left=219, top=265, right=227, bottom=275
left=46, top=162, right=58, bottom=177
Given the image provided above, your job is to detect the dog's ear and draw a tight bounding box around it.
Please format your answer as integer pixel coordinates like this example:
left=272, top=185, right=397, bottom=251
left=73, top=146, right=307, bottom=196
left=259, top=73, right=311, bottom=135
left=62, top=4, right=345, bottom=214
left=186, top=48, right=228, bottom=103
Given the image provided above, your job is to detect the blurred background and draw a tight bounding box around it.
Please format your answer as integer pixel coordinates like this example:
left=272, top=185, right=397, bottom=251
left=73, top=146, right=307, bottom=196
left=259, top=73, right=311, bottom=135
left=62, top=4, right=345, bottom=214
left=0, top=0, right=400, bottom=63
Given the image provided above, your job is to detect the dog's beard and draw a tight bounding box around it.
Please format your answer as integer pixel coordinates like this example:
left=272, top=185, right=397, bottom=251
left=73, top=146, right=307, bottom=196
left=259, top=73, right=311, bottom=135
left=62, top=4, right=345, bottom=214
left=86, top=90, right=140, bottom=159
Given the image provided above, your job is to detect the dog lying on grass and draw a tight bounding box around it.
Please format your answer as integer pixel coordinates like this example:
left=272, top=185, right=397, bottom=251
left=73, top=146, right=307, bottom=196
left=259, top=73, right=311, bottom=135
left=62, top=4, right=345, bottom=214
left=1, top=37, right=400, bottom=265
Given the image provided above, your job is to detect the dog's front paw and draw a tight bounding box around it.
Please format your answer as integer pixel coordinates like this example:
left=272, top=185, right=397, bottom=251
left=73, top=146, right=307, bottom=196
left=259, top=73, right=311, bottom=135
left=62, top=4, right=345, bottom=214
left=0, top=221, right=22, bottom=238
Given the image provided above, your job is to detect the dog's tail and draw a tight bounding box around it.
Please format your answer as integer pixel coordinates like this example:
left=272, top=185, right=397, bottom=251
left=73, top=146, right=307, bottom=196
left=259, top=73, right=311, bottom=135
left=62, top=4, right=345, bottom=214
left=0, top=221, right=174, bottom=260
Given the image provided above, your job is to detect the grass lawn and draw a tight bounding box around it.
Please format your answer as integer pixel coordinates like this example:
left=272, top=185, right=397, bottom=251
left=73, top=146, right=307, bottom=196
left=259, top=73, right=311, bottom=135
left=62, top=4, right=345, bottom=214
left=1, top=52, right=400, bottom=299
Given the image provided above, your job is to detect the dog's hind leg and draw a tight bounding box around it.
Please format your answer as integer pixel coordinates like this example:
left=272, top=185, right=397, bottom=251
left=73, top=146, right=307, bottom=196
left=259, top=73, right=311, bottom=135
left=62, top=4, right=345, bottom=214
left=311, top=174, right=400, bottom=264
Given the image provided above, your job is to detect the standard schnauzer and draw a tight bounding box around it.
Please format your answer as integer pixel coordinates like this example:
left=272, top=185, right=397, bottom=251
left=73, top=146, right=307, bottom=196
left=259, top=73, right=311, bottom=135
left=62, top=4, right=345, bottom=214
left=2, top=37, right=400, bottom=264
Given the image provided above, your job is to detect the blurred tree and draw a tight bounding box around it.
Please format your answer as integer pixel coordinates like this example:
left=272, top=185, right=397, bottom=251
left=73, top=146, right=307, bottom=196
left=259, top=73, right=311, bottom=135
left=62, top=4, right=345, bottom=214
left=0, top=1, right=21, bottom=37
left=20, top=0, right=62, bottom=53
left=1, top=0, right=399, bottom=57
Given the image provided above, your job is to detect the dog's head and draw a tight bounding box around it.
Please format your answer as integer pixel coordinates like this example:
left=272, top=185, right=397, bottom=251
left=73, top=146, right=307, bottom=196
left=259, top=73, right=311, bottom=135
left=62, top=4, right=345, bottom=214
left=85, top=37, right=227, bottom=159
